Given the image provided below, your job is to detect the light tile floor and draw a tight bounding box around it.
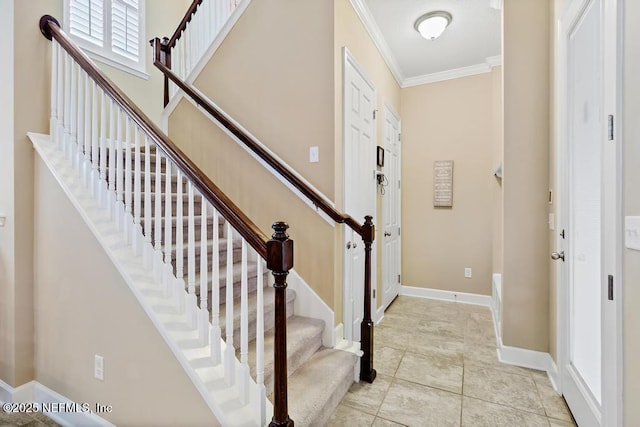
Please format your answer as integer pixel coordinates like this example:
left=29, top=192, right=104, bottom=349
left=327, top=296, right=577, bottom=427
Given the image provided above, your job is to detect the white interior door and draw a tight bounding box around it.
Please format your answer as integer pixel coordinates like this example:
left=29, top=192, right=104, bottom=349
left=559, top=1, right=603, bottom=425
left=343, top=49, right=376, bottom=343
left=381, top=103, right=401, bottom=310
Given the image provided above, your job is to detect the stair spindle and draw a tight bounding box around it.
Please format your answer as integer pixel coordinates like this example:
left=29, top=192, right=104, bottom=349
left=154, top=150, right=163, bottom=280
left=107, top=101, right=116, bottom=219
left=164, top=159, right=174, bottom=295
left=50, top=40, right=58, bottom=141
left=116, top=108, right=125, bottom=229
left=187, top=181, right=197, bottom=327
left=55, top=42, right=64, bottom=149
left=133, top=128, right=142, bottom=255
left=211, top=208, right=222, bottom=364
left=63, top=50, right=71, bottom=157
left=69, top=61, right=78, bottom=165
left=143, top=135, right=153, bottom=267
left=224, top=221, right=235, bottom=385
left=256, top=257, right=266, bottom=426
left=199, top=200, right=209, bottom=345
left=240, top=238, right=250, bottom=404
left=90, top=81, right=99, bottom=195
left=81, top=68, right=89, bottom=182
left=98, top=90, right=107, bottom=205
left=124, top=118, right=133, bottom=241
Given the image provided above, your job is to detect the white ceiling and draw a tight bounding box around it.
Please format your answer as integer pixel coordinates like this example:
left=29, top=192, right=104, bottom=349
left=356, top=0, right=502, bottom=87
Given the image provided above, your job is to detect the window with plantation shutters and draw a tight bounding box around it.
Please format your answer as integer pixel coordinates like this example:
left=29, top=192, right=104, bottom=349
left=65, top=0, right=146, bottom=77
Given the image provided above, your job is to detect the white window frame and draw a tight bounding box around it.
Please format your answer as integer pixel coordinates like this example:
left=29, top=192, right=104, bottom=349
left=63, top=0, right=148, bottom=79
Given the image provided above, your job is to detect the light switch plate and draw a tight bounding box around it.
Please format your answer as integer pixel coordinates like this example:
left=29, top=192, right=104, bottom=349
left=0, top=216, right=5, bottom=227
left=309, top=146, right=319, bottom=163
left=625, top=216, right=640, bottom=251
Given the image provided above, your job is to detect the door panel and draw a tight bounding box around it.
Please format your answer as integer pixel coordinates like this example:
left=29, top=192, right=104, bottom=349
left=562, top=0, right=602, bottom=424
left=343, top=52, right=376, bottom=343
left=382, top=105, right=401, bottom=309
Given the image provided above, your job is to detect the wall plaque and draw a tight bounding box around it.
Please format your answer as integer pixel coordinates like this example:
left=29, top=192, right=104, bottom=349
left=434, top=160, right=454, bottom=207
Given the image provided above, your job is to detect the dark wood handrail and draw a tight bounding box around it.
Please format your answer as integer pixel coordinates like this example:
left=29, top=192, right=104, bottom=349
left=167, top=0, right=202, bottom=48
left=152, top=41, right=367, bottom=239
left=39, top=15, right=270, bottom=259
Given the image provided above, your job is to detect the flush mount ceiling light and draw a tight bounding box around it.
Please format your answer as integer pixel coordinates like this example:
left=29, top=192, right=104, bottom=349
left=414, top=11, right=453, bottom=41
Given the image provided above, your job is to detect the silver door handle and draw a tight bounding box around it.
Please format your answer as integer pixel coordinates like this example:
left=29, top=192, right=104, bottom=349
left=551, top=251, right=565, bottom=262
left=384, top=232, right=392, bottom=237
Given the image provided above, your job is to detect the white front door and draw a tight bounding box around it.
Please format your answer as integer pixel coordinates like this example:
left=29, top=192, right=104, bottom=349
left=381, top=103, right=401, bottom=310
left=343, top=49, right=376, bottom=343
left=557, top=1, right=617, bottom=425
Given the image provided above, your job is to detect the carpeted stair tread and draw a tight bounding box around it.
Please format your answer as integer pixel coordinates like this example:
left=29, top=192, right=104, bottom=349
left=241, top=316, right=324, bottom=397
left=286, top=348, right=357, bottom=427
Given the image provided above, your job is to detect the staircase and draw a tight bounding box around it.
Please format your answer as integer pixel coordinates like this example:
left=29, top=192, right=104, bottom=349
left=38, top=15, right=357, bottom=426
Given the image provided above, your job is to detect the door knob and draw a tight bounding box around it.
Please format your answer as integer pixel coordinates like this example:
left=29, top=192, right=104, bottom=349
left=346, top=241, right=352, bottom=249
left=384, top=231, right=391, bottom=237
left=551, top=251, right=565, bottom=262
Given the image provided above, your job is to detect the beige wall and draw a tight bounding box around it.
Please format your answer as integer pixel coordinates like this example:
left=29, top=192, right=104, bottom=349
left=624, top=0, right=640, bottom=423
left=0, top=0, right=62, bottom=387
left=33, top=158, right=219, bottom=426
left=333, top=0, right=402, bottom=311
left=193, top=0, right=335, bottom=199
left=401, top=71, right=498, bottom=296
left=502, top=0, right=550, bottom=352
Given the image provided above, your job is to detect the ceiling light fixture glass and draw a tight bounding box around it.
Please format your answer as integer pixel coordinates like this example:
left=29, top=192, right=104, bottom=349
left=414, top=11, right=452, bottom=41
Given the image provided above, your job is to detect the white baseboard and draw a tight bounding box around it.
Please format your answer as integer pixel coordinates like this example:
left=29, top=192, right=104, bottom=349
left=0, top=380, right=113, bottom=426
left=288, top=269, right=335, bottom=347
left=374, top=305, right=385, bottom=325
left=497, top=336, right=557, bottom=374
left=399, top=285, right=492, bottom=307
left=547, top=359, right=560, bottom=393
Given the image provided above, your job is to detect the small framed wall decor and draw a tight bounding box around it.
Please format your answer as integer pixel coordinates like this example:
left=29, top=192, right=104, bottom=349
left=433, top=160, right=454, bottom=207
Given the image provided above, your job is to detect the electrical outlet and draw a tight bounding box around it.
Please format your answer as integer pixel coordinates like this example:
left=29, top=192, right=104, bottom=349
left=464, top=268, right=472, bottom=278
left=94, top=355, right=104, bottom=380
left=309, top=146, right=319, bottom=163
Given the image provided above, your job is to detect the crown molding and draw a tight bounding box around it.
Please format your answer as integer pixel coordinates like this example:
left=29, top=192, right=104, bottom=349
left=346, top=0, right=502, bottom=89
left=402, top=55, right=502, bottom=88
left=348, top=0, right=405, bottom=86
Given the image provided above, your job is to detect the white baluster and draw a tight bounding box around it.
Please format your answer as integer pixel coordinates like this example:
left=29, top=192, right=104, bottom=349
left=255, top=257, right=266, bottom=426
left=175, top=170, right=185, bottom=311
left=90, top=81, right=99, bottom=195
left=75, top=65, right=84, bottom=175
left=69, top=61, right=78, bottom=164
left=99, top=90, right=108, bottom=206
left=63, top=52, right=71, bottom=156
left=50, top=40, right=58, bottom=141
left=184, top=27, right=191, bottom=79
left=116, top=109, right=125, bottom=230
left=123, top=118, right=132, bottom=241
left=224, top=221, right=235, bottom=385
left=163, top=159, right=174, bottom=296
left=132, top=127, right=142, bottom=255
left=199, top=201, right=209, bottom=345
left=215, top=0, right=223, bottom=35
left=56, top=43, right=65, bottom=149
left=154, top=149, right=164, bottom=280
left=240, top=239, right=250, bottom=404
left=211, top=209, right=222, bottom=364
left=187, top=182, right=197, bottom=328
left=144, top=136, right=153, bottom=268
left=82, top=70, right=90, bottom=183
left=107, top=101, right=116, bottom=219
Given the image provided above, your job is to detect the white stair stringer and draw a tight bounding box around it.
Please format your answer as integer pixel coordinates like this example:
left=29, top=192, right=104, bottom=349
left=30, top=132, right=272, bottom=427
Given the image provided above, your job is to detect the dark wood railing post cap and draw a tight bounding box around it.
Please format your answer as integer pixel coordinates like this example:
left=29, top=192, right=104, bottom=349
left=267, top=222, right=294, bottom=274
left=39, top=15, right=60, bottom=41
left=362, top=215, right=375, bottom=243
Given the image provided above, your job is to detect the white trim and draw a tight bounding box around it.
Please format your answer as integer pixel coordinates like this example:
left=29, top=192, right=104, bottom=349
left=402, top=56, right=502, bottom=88
left=0, top=381, right=114, bottom=427
left=399, top=285, right=493, bottom=307
left=374, top=304, right=385, bottom=325
left=348, top=0, right=405, bottom=87
left=162, top=91, right=336, bottom=227
left=287, top=269, right=335, bottom=347
left=496, top=336, right=557, bottom=373
left=184, top=0, right=252, bottom=86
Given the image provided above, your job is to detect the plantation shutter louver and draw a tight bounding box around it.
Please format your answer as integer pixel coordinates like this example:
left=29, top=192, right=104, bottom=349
left=69, top=0, right=104, bottom=46
left=112, top=0, right=140, bottom=60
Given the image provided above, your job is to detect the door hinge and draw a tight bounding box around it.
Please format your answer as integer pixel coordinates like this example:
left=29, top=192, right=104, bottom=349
left=560, top=229, right=565, bottom=239
left=373, top=110, right=377, bottom=120
left=608, top=275, right=614, bottom=300
left=398, top=180, right=401, bottom=189
left=397, top=274, right=401, bottom=284
left=373, top=289, right=376, bottom=299
left=398, top=133, right=401, bottom=142
left=608, top=115, right=614, bottom=141
left=398, top=227, right=400, bottom=235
